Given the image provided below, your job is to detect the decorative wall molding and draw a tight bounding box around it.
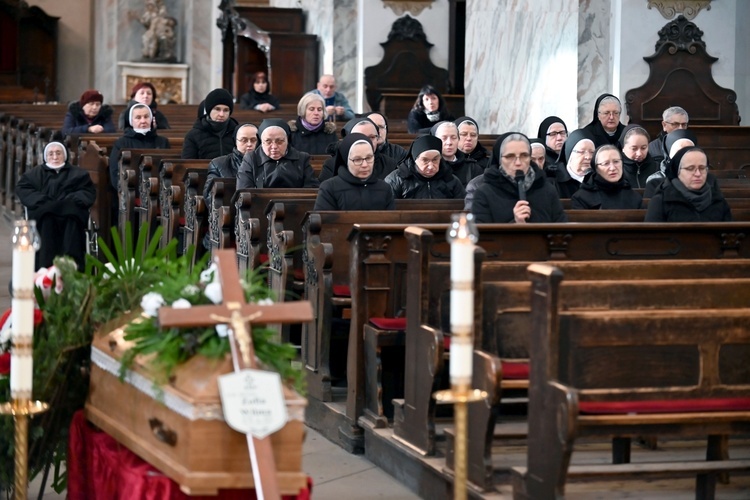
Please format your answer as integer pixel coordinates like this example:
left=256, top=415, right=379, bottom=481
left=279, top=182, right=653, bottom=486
left=382, top=0, right=435, bottom=16
left=647, top=1, right=712, bottom=21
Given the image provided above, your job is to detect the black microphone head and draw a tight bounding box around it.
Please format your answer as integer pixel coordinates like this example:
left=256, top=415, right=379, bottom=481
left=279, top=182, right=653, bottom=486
left=515, top=169, right=525, bottom=182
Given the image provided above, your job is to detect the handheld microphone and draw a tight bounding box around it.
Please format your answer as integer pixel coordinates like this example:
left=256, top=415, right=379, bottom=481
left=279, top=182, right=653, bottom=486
left=515, top=170, right=526, bottom=201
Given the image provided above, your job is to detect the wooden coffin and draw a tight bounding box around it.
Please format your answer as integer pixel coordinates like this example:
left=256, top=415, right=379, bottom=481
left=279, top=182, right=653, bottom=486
left=85, top=316, right=307, bottom=496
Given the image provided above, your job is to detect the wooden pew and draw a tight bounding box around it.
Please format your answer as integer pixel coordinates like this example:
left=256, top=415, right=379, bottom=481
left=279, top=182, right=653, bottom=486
left=512, top=263, right=750, bottom=499
left=158, top=159, right=210, bottom=251
left=181, top=168, right=209, bottom=269
left=206, top=178, right=238, bottom=256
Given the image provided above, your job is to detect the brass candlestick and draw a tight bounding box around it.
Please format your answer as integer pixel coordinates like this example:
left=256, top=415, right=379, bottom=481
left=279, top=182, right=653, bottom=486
left=0, top=399, right=49, bottom=500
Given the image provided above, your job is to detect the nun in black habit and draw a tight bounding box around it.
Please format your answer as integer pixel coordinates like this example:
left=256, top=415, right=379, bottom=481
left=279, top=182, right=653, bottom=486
left=582, top=93, right=626, bottom=148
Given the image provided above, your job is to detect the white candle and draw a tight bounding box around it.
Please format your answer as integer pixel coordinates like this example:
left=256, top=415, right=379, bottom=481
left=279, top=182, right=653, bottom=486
left=450, top=241, right=474, bottom=282
left=12, top=249, right=35, bottom=291
left=11, top=300, right=34, bottom=340
left=449, top=336, right=473, bottom=384
left=11, top=221, right=39, bottom=399
left=10, top=355, right=33, bottom=395
left=450, top=289, right=473, bottom=328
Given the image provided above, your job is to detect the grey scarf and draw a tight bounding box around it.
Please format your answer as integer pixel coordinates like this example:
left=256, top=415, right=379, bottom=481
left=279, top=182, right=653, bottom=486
left=672, top=178, right=712, bottom=212
left=500, top=166, right=536, bottom=193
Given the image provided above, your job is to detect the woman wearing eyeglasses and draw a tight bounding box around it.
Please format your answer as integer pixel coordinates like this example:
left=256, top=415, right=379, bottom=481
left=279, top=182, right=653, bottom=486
left=570, top=145, right=643, bottom=210
left=645, top=147, right=732, bottom=222
left=237, top=119, right=319, bottom=189
left=536, top=116, right=568, bottom=175
left=204, top=123, right=258, bottom=200
left=551, top=129, right=596, bottom=198
left=471, top=133, right=566, bottom=223
left=583, top=93, right=626, bottom=148
left=314, top=133, right=395, bottom=211
left=385, top=135, right=465, bottom=200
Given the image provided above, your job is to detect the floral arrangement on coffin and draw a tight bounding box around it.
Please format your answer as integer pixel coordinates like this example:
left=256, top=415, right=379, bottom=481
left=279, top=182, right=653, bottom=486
left=0, top=223, right=301, bottom=494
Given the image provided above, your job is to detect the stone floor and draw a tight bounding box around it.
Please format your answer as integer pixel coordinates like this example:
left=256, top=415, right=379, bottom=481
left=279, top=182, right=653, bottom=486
left=2, top=213, right=417, bottom=499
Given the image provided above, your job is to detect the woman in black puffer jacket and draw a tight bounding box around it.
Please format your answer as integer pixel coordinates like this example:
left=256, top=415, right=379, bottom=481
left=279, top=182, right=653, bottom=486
left=385, top=135, right=465, bottom=200
left=181, top=88, right=239, bottom=159
left=571, top=145, right=643, bottom=210
left=315, top=133, right=394, bottom=211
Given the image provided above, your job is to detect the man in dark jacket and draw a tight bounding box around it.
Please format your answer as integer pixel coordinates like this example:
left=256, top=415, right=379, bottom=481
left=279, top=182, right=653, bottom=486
left=16, top=142, right=96, bottom=270
left=385, top=135, right=465, bottom=199
left=647, top=106, right=689, bottom=163
left=182, top=88, right=238, bottom=159
left=431, top=121, right=482, bottom=187
left=471, top=133, right=567, bottom=223
left=363, top=112, right=408, bottom=163
left=109, top=104, right=171, bottom=190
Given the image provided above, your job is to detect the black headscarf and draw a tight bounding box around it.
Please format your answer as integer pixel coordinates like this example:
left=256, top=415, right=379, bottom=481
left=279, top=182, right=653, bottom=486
left=408, top=135, right=443, bottom=161
left=488, top=132, right=515, bottom=169
left=257, top=118, right=291, bottom=140
left=584, top=93, right=625, bottom=146
left=667, top=145, right=705, bottom=180
left=663, top=129, right=698, bottom=161
left=334, top=132, right=373, bottom=173
left=454, top=116, right=479, bottom=132
left=536, top=116, right=567, bottom=143
left=618, top=124, right=650, bottom=148
left=341, top=117, right=378, bottom=138
left=558, top=129, right=596, bottom=166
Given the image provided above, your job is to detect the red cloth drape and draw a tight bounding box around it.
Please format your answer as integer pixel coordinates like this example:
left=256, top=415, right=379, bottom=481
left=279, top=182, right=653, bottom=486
left=67, top=411, right=312, bottom=500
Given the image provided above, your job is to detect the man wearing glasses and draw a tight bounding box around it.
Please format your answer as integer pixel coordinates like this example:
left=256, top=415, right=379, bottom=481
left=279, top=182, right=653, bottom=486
left=583, top=93, right=626, bottom=147
left=648, top=106, right=689, bottom=163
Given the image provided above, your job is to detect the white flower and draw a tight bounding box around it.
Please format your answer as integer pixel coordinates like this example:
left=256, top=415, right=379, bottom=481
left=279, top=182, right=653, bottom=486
left=181, top=284, right=200, bottom=296
left=200, top=263, right=218, bottom=284
left=215, top=324, right=230, bottom=337
left=171, top=298, right=192, bottom=309
left=257, top=298, right=274, bottom=306
left=141, top=292, right=165, bottom=317
left=204, top=282, right=222, bottom=304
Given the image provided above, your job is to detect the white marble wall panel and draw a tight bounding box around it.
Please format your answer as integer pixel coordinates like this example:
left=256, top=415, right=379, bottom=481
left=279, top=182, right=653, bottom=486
left=93, top=0, right=118, bottom=103
left=333, top=0, right=358, bottom=112
left=577, top=0, right=611, bottom=127
left=186, top=0, right=216, bottom=103
left=736, top=1, right=750, bottom=124
left=465, top=0, right=580, bottom=135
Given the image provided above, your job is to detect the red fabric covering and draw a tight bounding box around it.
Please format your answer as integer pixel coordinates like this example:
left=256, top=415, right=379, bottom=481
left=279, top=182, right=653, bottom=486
left=444, top=335, right=450, bottom=350
left=67, top=411, right=312, bottom=500
left=134, top=198, right=141, bottom=207
left=332, top=285, right=350, bottom=297
left=178, top=217, right=185, bottom=225
left=293, top=268, right=305, bottom=281
left=259, top=253, right=269, bottom=264
left=0, top=352, right=9, bottom=375
left=501, top=361, right=529, bottom=380
left=369, top=317, right=406, bottom=330
left=579, top=397, right=750, bottom=415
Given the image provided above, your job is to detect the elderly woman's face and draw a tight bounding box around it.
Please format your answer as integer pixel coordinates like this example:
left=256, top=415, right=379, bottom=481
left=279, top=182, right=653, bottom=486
left=46, top=145, right=65, bottom=166
left=134, top=87, right=153, bottom=105
left=351, top=122, right=379, bottom=151
left=595, top=149, right=623, bottom=183
left=261, top=127, right=288, bottom=160
left=531, top=144, right=546, bottom=170
left=436, top=124, right=458, bottom=160
left=678, top=150, right=709, bottom=190
left=545, top=123, right=567, bottom=153
left=568, top=139, right=595, bottom=176
left=347, top=142, right=375, bottom=179
left=500, top=140, right=532, bottom=176
left=235, top=126, right=258, bottom=155
left=597, top=102, right=621, bottom=133
left=623, top=133, right=649, bottom=162
left=457, top=122, right=478, bottom=154
left=415, top=150, right=441, bottom=178
left=422, top=93, right=439, bottom=112
left=304, top=101, right=324, bottom=126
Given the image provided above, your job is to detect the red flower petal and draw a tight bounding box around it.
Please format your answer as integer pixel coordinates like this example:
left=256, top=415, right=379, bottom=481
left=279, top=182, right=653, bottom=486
left=0, top=352, right=10, bottom=375
left=33, top=309, right=43, bottom=326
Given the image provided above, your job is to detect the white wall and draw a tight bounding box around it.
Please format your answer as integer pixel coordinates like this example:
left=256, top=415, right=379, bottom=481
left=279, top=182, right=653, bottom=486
left=735, top=1, right=750, bottom=124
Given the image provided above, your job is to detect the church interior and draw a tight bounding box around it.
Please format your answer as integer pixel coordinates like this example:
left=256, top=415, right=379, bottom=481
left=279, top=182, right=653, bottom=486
left=1, top=0, right=750, bottom=498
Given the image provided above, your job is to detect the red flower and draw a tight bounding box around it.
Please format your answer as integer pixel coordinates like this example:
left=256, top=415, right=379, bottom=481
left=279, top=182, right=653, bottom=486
left=0, top=352, right=10, bottom=375
left=34, top=309, right=43, bottom=326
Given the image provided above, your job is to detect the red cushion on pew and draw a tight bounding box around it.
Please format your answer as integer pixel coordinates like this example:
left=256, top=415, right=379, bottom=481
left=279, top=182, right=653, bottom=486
left=443, top=336, right=450, bottom=350
left=501, top=361, right=529, bottom=380
left=134, top=198, right=141, bottom=207
left=179, top=217, right=185, bottom=225
left=259, top=253, right=269, bottom=264
left=293, top=269, right=305, bottom=281
left=369, top=317, right=406, bottom=330
left=579, top=397, right=750, bottom=415
left=332, top=285, right=351, bottom=297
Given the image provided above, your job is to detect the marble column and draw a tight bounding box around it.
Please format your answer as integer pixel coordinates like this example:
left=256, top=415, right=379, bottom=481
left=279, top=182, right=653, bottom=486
left=577, top=0, right=612, bottom=127
left=464, top=0, right=581, bottom=135
left=333, top=0, right=358, bottom=111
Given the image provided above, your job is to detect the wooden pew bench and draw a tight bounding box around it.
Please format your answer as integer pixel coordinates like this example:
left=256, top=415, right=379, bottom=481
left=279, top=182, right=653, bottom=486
left=181, top=168, right=209, bottom=269
left=157, top=159, right=211, bottom=250
left=511, top=263, right=750, bottom=499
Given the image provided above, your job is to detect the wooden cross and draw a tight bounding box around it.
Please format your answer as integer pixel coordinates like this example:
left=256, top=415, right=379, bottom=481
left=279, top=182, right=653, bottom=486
left=158, top=249, right=313, bottom=500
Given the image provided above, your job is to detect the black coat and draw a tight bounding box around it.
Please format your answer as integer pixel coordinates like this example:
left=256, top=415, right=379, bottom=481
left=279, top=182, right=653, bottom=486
left=238, top=90, right=281, bottom=111
left=314, top=166, right=395, bottom=211
left=582, top=94, right=626, bottom=148
left=181, top=117, right=238, bottom=159
left=447, top=151, right=483, bottom=187
left=648, top=132, right=668, bottom=163
left=464, top=173, right=486, bottom=211
left=621, top=154, right=659, bottom=189
left=645, top=179, right=732, bottom=222
left=471, top=164, right=567, bottom=223
left=570, top=172, right=643, bottom=210
left=109, top=129, right=171, bottom=189
left=467, top=142, right=490, bottom=169
left=551, top=166, right=581, bottom=198
left=319, top=152, right=396, bottom=182
left=406, top=109, right=453, bottom=134
left=378, top=141, right=408, bottom=164
left=237, top=146, right=319, bottom=189
left=385, top=159, right=465, bottom=200
left=117, top=99, right=171, bottom=130
left=62, top=101, right=116, bottom=135
left=204, top=148, right=244, bottom=199
left=289, top=118, right=338, bottom=155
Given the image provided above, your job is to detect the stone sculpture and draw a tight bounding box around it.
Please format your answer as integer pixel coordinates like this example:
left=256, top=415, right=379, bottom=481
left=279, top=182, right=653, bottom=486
left=140, top=0, right=177, bottom=62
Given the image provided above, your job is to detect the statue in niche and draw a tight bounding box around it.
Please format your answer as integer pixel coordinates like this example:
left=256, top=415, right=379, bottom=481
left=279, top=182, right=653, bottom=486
left=139, top=0, right=178, bottom=62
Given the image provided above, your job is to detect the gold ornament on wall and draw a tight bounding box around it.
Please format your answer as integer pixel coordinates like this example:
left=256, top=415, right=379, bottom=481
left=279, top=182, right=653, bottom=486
left=125, top=76, right=184, bottom=104
left=647, top=1, right=712, bottom=20
left=382, top=0, right=436, bottom=16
